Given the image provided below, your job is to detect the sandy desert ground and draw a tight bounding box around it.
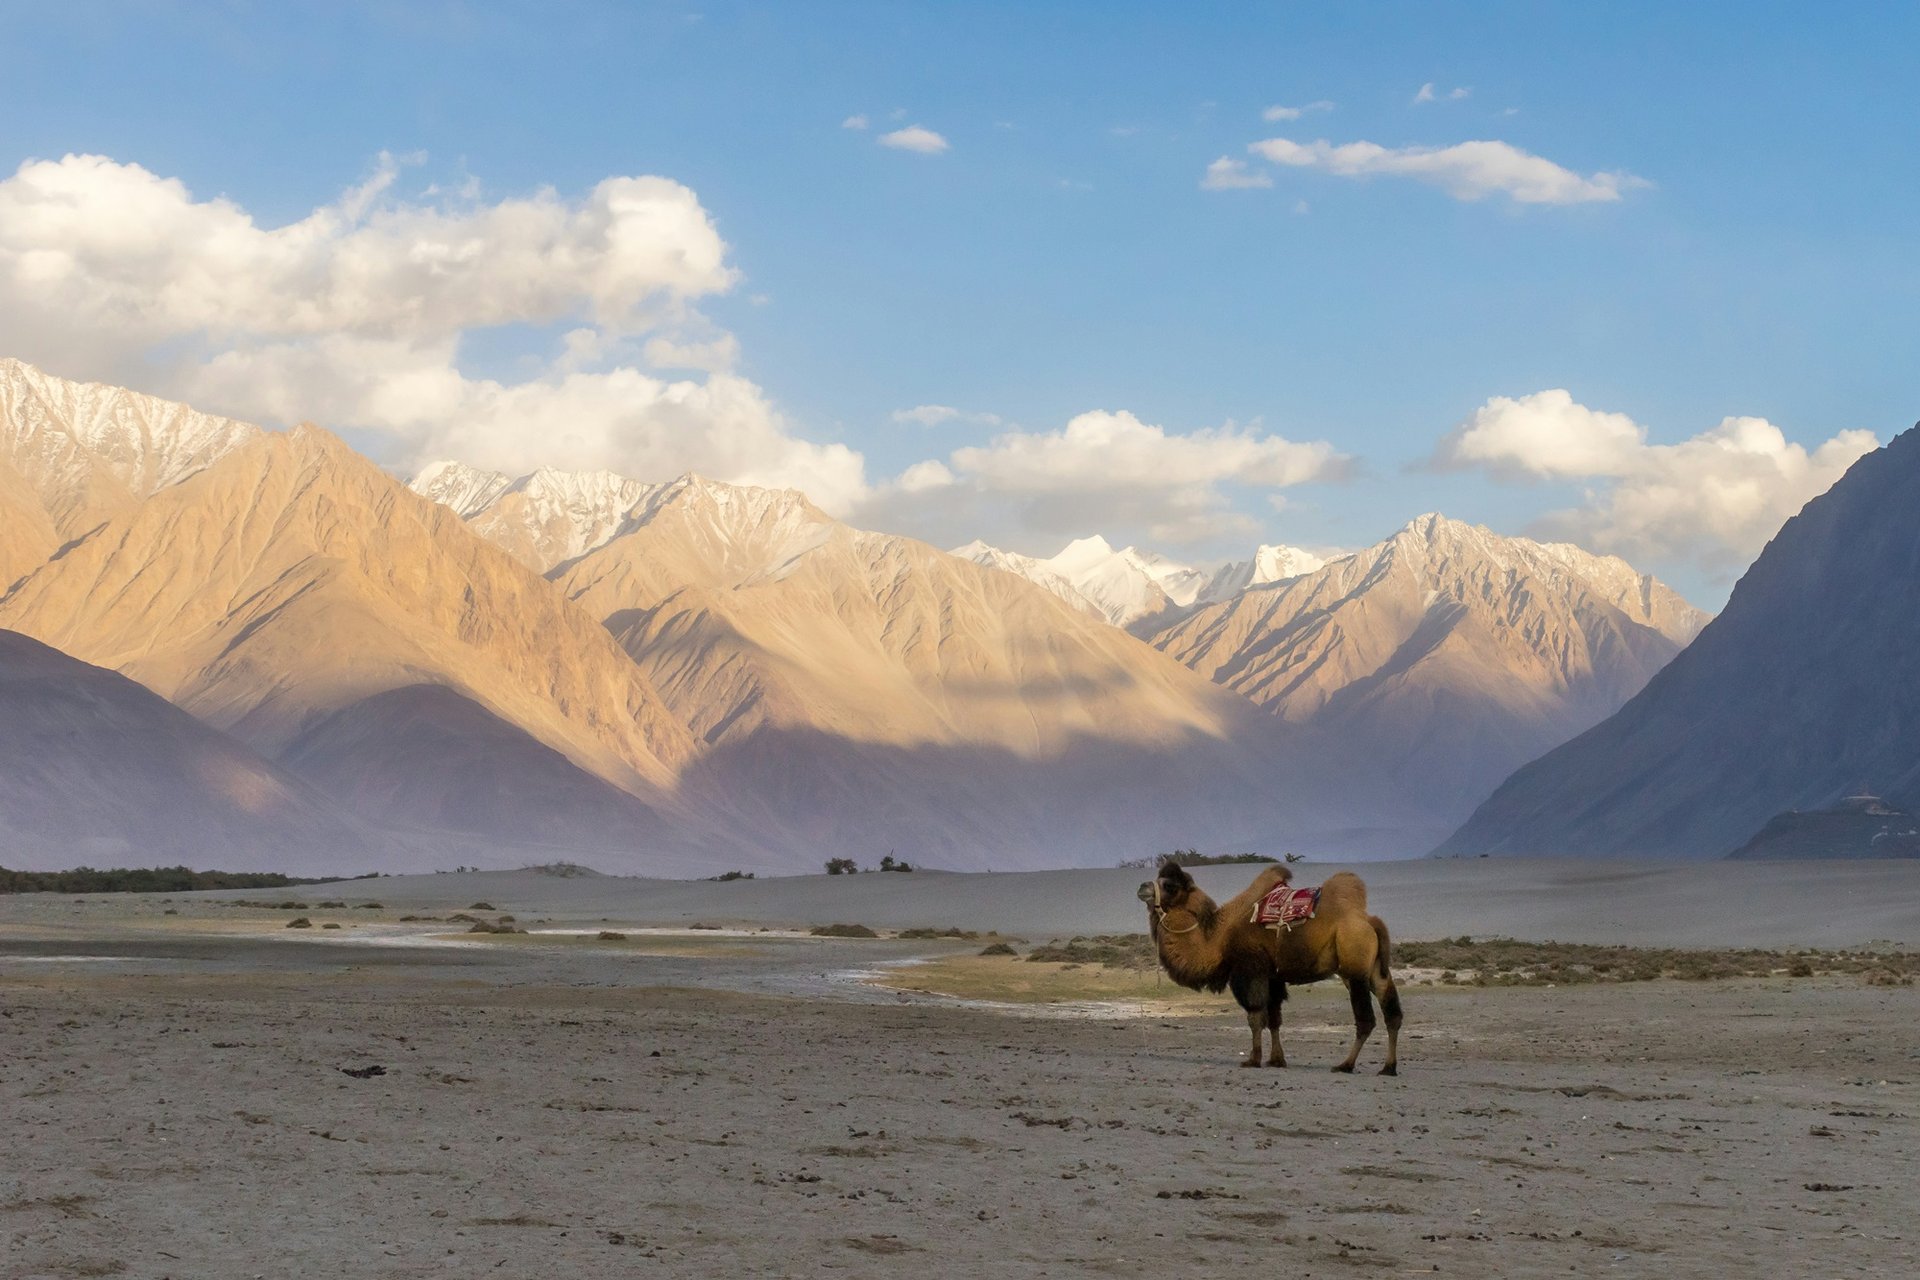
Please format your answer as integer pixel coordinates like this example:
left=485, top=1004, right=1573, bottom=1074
left=5, top=862, right=1919, bottom=1279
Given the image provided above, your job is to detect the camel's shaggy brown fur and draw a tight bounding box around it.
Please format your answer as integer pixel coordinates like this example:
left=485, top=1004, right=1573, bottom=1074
left=1138, top=859, right=1403, bottom=1074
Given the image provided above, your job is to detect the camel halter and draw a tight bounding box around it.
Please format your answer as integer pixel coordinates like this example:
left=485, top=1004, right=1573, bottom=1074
left=1148, top=883, right=1202, bottom=934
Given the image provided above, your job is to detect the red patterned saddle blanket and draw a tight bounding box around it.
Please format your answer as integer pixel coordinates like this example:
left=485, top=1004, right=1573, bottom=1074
left=1251, top=885, right=1319, bottom=928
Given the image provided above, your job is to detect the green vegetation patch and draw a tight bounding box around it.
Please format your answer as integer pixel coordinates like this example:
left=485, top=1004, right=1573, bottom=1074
left=0, top=866, right=373, bottom=894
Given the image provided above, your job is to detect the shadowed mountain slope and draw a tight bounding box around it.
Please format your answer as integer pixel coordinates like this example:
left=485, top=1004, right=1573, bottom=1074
left=280, top=684, right=674, bottom=853
left=0, top=629, right=369, bottom=869
left=1437, top=426, right=1920, bottom=859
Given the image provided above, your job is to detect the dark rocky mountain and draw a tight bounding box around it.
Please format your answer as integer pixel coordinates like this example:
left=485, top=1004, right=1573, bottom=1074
left=1436, top=424, right=1920, bottom=859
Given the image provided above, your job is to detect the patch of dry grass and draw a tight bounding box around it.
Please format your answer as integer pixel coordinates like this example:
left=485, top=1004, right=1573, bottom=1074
left=957, top=931, right=1920, bottom=992
left=1395, top=937, right=1920, bottom=986
left=876, top=953, right=1211, bottom=1007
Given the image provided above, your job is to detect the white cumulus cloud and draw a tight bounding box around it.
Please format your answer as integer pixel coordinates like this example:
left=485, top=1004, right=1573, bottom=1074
left=0, top=151, right=869, bottom=510
left=1433, top=389, right=1880, bottom=569
left=1263, top=100, right=1334, bottom=122
left=1200, top=157, right=1273, bottom=191
left=860, top=410, right=1347, bottom=550
left=1413, top=83, right=1471, bottom=104
left=842, top=114, right=870, bottom=130
left=1248, top=136, right=1645, bottom=204
left=895, top=459, right=956, bottom=493
left=891, top=404, right=1003, bottom=428
left=879, top=126, right=950, bottom=154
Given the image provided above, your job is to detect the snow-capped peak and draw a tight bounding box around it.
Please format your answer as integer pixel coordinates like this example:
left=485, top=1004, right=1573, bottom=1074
left=1033, top=537, right=1187, bottom=626
left=410, top=459, right=513, bottom=517
left=951, top=539, right=1107, bottom=618
left=954, top=531, right=1334, bottom=628
left=1, top=356, right=260, bottom=500
left=1200, top=543, right=1328, bottom=602
left=1047, top=534, right=1117, bottom=575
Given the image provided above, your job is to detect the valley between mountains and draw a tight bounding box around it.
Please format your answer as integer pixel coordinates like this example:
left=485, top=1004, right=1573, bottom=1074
left=0, top=357, right=1715, bottom=873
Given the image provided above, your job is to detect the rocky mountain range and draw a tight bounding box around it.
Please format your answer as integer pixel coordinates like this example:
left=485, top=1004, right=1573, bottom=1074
left=1142, top=514, right=1710, bottom=836
left=1, top=359, right=1720, bottom=872
left=1437, top=425, right=1920, bottom=859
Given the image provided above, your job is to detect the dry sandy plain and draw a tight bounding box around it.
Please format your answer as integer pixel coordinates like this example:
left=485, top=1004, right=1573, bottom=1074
left=4, top=859, right=1919, bottom=1279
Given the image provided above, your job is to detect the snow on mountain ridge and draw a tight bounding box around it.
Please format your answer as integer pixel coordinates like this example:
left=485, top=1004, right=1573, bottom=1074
left=950, top=540, right=1106, bottom=619
left=411, top=460, right=512, bottom=517
left=1383, top=512, right=1708, bottom=647
left=957, top=533, right=1330, bottom=627
left=411, top=458, right=840, bottom=577
left=0, top=356, right=260, bottom=503
left=1203, top=544, right=1330, bottom=601
left=626, top=472, right=835, bottom=581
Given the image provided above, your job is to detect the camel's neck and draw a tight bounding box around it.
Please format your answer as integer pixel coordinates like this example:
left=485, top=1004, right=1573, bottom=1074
left=1155, top=895, right=1229, bottom=983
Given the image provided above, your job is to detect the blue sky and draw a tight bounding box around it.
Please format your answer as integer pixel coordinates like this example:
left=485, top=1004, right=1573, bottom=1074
left=2, top=1, right=1915, bottom=604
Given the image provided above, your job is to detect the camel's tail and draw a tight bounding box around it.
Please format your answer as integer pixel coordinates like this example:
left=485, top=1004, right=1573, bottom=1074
left=1369, top=914, right=1392, bottom=981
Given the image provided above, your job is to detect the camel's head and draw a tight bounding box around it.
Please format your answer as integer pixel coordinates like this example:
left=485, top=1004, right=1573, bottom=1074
left=1139, top=859, right=1198, bottom=915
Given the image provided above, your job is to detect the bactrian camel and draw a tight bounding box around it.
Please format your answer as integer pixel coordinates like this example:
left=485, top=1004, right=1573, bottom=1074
left=1137, top=859, right=1403, bottom=1074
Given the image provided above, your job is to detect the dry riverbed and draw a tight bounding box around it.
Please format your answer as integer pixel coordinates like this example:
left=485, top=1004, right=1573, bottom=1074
left=4, top=910, right=1918, bottom=1279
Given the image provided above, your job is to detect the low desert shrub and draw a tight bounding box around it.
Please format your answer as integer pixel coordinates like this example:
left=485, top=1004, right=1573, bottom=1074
left=1026, top=935, right=1157, bottom=970
left=811, top=922, right=879, bottom=938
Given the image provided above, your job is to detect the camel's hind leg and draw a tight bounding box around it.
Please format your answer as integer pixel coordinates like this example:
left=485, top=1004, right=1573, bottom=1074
left=1265, top=980, right=1287, bottom=1067
left=1230, top=971, right=1267, bottom=1067
left=1332, top=977, right=1376, bottom=1073
left=1372, top=972, right=1402, bottom=1076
